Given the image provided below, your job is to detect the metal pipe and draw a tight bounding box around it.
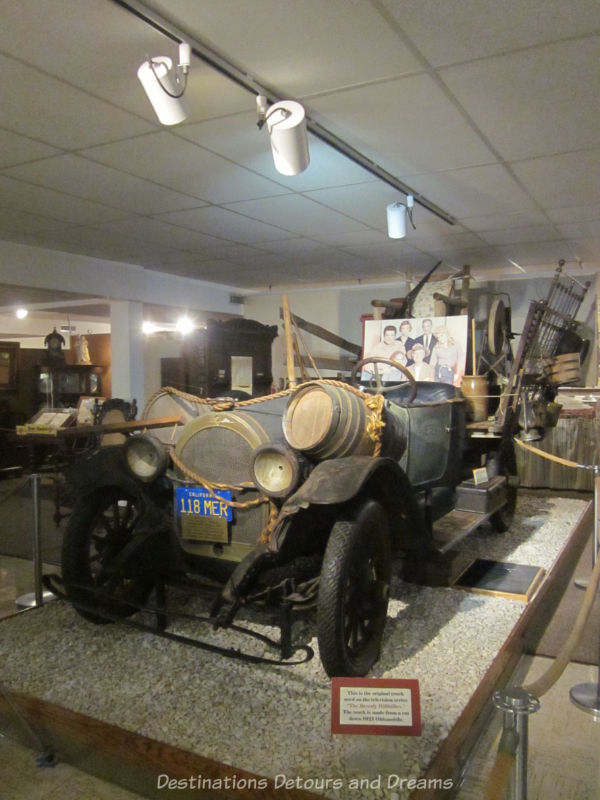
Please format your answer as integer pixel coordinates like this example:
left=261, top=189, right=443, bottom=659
left=30, top=473, right=43, bottom=607
left=493, top=688, right=540, bottom=800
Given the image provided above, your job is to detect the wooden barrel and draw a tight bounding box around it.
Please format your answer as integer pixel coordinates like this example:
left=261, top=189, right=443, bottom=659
left=461, top=375, right=488, bottom=422
left=283, top=382, right=374, bottom=460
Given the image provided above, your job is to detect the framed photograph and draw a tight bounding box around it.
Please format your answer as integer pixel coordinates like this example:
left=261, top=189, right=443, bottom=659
left=362, top=315, right=468, bottom=387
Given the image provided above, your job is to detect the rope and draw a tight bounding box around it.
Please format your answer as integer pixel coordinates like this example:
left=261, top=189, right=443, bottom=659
left=513, top=436, right=595, bottom=470
left=525, top=527, right=600, bottom=698
left=170, top=451, right=266, bottom=509
left=153, top=380, right=388, bottom=539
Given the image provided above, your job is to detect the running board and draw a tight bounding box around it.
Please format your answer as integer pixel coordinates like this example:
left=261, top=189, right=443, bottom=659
left=432, top=509, right=492, bottom=554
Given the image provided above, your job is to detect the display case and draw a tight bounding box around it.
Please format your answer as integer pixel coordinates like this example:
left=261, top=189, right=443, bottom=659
left=36, top=364, right=102, bottom=408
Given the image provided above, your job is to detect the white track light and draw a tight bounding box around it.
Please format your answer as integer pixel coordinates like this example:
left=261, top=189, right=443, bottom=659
left=137, top=42, right=190, bottom=125
left=257, top=95, right=310, bottom=176
left=387, top=202, right=407, bottom=239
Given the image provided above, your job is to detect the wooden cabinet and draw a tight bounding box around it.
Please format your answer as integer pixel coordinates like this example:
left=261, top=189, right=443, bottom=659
left=36, top=364, right=103, bottom=408
left=165, top=319, right=278, bottom=398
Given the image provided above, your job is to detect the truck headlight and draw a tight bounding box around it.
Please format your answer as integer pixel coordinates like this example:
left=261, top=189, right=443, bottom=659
left=123, top=434, right=167, bottom=482
left=251, top=443, right=303, bottom=498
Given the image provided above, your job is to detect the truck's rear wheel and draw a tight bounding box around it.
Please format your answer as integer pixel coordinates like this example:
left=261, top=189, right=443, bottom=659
left=317, top=500, right=391, bottom=677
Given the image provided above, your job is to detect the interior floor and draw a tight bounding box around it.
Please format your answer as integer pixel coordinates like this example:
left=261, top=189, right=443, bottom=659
left=1, top=553, right=599, bottom=799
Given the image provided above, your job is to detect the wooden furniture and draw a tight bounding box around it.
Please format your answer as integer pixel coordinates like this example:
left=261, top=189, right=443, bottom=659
left=36, top=364, right=103, bottom=409
left=164, top=319, right=278, bottom=398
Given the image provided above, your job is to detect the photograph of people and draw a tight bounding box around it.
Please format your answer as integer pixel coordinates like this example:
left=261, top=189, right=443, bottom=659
left=409, top=343, right=435, bottom=381
left=429, top=326, right=460, bottom=385
left=395, top=320, right=416, bottom=365
left=362, top=324, right=407, bottom=381
left=369, top=324, right=400, bottom=359
left=415, top=318, right=437, bottom=363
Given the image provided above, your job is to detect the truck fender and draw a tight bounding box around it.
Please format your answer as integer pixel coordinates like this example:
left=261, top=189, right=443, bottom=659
left=276, top=455, right=427, bottom=552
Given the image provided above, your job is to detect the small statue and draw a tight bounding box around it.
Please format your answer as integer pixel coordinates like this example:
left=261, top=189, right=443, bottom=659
left=75, top=335, right=91, bottom=364
left=44, top=327, right=65, bottom=363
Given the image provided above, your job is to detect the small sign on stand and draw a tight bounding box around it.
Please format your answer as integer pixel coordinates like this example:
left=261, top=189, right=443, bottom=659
left=331, top=677, right=421, bottom=737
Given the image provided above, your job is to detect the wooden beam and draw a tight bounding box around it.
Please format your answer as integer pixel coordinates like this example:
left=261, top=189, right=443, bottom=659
left=0, top=692, right=322, bottom=800
left=279, top=309, right=362, bottom=358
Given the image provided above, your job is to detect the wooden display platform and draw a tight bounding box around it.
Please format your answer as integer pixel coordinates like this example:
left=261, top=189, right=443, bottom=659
left=0, top=495, right=593, bottom=800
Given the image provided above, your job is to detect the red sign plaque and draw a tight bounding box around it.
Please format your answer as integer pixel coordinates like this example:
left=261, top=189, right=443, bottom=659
left=331, top=677, right=421, bottom=737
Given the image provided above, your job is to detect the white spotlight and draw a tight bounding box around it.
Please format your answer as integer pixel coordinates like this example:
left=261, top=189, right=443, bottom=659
left=176, top=315, right=195, bottom=335
left=141, top=320, right=158, bottom=335
left=387, top=196, right=415, bottom=239
left=386, top=202, right=407, bottom=239
left=257, top=96, right=310, bottom=176
left=137, top=42, right=190, bottom=126
left=15, top=308, right=28, bottom=319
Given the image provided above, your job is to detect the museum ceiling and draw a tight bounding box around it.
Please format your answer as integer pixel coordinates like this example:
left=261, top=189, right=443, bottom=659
left=0, top=0, right=599, bottom=309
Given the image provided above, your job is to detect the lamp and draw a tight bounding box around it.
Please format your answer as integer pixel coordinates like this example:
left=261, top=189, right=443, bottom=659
left=256, top=95, right=310, bottom=176
left=137, top=42, right=191, bottom=125
left=386, top=195, right=415, bottom=239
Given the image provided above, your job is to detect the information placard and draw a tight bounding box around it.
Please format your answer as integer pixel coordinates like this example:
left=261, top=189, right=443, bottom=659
left=331, top=678, right=421, bottom=737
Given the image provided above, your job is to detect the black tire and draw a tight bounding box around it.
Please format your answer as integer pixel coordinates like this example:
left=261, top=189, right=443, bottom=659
left=317, top=500, right=392, bottom=677
left=61, top=487, right=153, bottom=623
left=487, top=440, right=518, bottom=532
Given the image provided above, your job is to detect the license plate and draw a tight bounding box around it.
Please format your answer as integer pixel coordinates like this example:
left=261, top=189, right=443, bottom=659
left=175, top=486, right=233, bottom=522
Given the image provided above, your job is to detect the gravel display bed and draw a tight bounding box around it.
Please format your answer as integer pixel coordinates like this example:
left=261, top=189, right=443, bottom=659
left=0, top=493, right=589, bottom=799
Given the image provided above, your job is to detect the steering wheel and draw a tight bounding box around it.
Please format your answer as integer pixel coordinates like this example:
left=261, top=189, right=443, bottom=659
left=351, top=356, right=418, bottom=403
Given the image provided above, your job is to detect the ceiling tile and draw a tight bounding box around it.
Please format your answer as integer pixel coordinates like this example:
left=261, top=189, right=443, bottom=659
left=178, top=116, right=376, bottom=190
left=382, top=0, right=600, bottom=66
left=545, top=205, right=600, bottom=224
left=0, top=209, right=73, bottom=237
left=224, top=194, right=371, bottom=237
left=309, top=75, right=496, bottom=176
left=564, top=237, right=600, bottom=267
left=145, top=0, right=421, bottom=95
left=82, top=133, right=289, bottom=203
left=511, top=150, right=600, bottom=208
left=408, top=164, right=540, bottom=218
left=0, top=175, right=130, bottom=226
left=441, top=37, right=600, bottom=160
left=89, top=218, right=225, bottom=254
left=303, top=182, right=403, bottom=230
left=0, top=130, right=60, bottom=168
left=0, top=0, right=252, bottom=125
left=461, top=210, right=549, bottom=232
left=3, top=154, right=208, bottom=215
left=496, top=240, right=578, bottom=266
left=556, top=220, right=600, bottom=239
left=479, top=224, right=562, bottom=246
left=0, top=54, right=154, bottom=150
left=156, top=206, right=295, bottom=244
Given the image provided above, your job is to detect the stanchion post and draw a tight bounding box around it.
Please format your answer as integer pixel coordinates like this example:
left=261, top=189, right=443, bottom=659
left=493, top=688, right=540, bottom=800
left=569, top=464, right=600, bottom=718
left=30, top=472, right=43, bottom=607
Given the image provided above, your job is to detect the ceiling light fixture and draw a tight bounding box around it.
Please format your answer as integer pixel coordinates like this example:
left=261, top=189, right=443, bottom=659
left=256, top=95, right=310, bottom=176
left=15, top=308, right=28, bottom=319
left=387, top=195, right=415, bottom=239
left=117, top=0, right=453, bottom=224
left=137, top=41, right=191, bottom=125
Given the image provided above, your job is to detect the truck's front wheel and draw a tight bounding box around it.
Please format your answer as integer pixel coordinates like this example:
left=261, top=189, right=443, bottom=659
left=317, top=500, right=391, bottom=677
left=61, top=487, right=153, bottom=623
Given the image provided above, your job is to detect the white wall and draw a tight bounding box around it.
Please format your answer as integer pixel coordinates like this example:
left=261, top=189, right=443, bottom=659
left=0, top=240, right=243, bottom=316
left=243, top=284, right=405, bottom=386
